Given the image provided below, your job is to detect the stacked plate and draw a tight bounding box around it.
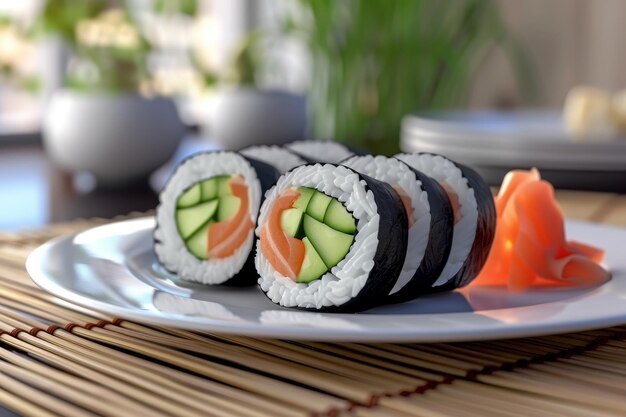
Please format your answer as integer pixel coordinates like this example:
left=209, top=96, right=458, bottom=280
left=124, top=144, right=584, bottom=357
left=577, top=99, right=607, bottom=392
left=400, top=111, right=626, bottom=192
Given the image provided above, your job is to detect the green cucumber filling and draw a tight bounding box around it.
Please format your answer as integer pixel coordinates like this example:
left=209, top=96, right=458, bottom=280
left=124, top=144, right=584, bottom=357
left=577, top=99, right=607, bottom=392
left=279, top=187, right=356, bottom=283
left=175, top=175, right=241, bottom=259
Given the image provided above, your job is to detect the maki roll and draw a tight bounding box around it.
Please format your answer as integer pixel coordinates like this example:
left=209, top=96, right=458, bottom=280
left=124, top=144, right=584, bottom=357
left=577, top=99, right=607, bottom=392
left=342, top=155, right=454, bottom=302
left=240, top=145, right=307, bottom=174
left=155, top=151, right=280, bottom=285
left=285, top=140, right=354, bottom=163
left=395, top=153, right=496, bottom=290
left=255, top=163, right=408, bottom=312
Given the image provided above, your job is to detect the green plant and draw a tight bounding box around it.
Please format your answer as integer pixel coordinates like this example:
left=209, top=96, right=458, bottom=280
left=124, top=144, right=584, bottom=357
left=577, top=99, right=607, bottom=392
left=33, top=0, right=150, bottom=92
left=0, top=17, right=40, bottom=93
left=285, top=0, right=535, bottom=154
left=32, top=0, right=208, bottom=93
left=10, top=0, right=261, bottom=95
left=223, top=32, right=262, bottom=87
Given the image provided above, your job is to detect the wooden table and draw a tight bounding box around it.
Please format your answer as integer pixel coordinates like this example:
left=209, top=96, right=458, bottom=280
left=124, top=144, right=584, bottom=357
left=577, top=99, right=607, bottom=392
left=0, top=193, right=623, bottom=417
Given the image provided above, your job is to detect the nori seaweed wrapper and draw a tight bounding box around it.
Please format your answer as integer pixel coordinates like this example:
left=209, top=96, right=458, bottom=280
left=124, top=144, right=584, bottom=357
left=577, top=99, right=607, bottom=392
left=387, top=160, right=455, bottom=303
left=409, top=155, right=495, bottom=293
left=439, top=161, right=496, bottom=290
left=155, top=151, right=280, bottom=286
left=284, top=140, right=356, bottom=164
left=262, top=164, right=408, bottom=313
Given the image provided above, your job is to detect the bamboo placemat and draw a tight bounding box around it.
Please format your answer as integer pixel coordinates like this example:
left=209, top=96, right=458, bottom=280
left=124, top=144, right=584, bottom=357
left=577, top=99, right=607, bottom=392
left=0, top=192, right=624, bottom=417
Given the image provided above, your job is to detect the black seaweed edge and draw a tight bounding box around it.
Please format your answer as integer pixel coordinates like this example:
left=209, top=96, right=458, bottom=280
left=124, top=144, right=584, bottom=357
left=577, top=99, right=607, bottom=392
left=445, top=160, right=496, bottom=289
left=338, top=154, right=455, bottom=303
left=238, top=144, right=309, bottom=172
left=258, top=163, right=409, bottom=313
left=153, top=150, right=280, bottom=286
left=386, top=159, right=455, bottom=303
left=402, top=153, right=496, bottom=292
left=340, top=171, right=408, bottom=311
left=284, top=140, right=359, bottom=164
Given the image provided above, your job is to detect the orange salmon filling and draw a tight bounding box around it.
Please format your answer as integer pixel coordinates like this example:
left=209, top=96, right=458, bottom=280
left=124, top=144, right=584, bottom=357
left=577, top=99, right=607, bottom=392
left=260, top=189, right=305, bottom=279
left=260, top=186, right=356, bottom=283
left=207, top=176, right=254, bottom=259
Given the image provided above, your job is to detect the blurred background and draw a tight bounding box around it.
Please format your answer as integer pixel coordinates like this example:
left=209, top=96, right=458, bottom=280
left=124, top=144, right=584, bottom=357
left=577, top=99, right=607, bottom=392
left=1, top=0, right=625, bottom=230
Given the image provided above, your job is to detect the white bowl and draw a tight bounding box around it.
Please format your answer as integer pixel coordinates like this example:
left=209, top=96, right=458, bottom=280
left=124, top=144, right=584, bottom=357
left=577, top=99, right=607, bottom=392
left=43, top=90, right=185, bottom=187
left=210, top=88, right=307, bottom=150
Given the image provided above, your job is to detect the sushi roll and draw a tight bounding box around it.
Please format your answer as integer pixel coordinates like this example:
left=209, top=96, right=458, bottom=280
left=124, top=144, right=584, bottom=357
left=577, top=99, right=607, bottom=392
left=285, top=140, right=354, bottom=163
left=395, top=153, right=496, bottom=290
left=240, top=145, right=307, bottom=174
left=342, top=155, right=454, bottom=302
left=155, top=151, right=280, bottom=285
left=255, top=163, right=408, bottom=312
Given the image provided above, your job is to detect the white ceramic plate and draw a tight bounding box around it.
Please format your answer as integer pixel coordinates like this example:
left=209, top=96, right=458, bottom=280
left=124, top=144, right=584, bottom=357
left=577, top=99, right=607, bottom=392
left=26, top=217, right=626, bottom=343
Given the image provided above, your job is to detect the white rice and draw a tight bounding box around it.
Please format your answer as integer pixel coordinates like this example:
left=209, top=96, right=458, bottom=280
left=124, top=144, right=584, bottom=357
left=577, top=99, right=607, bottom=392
left=395, top=153, right=478, bottom=287
left=342, top=155, right=431, bottom=295
left=154, top=152, right=261, bottom=284
left=240, top=145, right=306, bottom=174
left=285, top=140, right=354, bottom=163
left=255, top=164, right=379, bottom=309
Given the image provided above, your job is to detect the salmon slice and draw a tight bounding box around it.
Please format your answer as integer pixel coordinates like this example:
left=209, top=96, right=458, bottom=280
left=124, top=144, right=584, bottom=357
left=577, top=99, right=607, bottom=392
left=259, top=188, right=305, bottom=280
left=472, top=168, right=609, bottom=291
left=260, top=227, right=292, bottom=277
left=207, top=176, right=254, bottom=258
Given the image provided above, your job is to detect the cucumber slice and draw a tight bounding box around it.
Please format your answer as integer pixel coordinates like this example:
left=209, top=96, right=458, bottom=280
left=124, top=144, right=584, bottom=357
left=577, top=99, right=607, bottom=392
left=324, top=199, right=356, bottom=234
left=177, top=184, right=201, bottom=208
left=176, top=200, right=219, bottom=239
left=294, top=187, right=315, bottom=211
left=217, top=176, right=233, bottom=196
left=296, top=237, right=328, bottom=283
left=200, top=178, right=218, bottom=201
left=303, top=214, right=354, bottom=268
left=306, top=191, right=332, bottom=222
left=280, top=208, right=304, bottom=238
left=217, top=195, right=241, bottom=221
left=186, top=221, right=211, bottom=260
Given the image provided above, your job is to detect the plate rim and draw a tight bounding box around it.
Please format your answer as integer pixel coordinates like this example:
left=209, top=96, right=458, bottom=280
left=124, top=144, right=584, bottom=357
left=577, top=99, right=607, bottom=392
left=26, top=216, right=626, bottom=343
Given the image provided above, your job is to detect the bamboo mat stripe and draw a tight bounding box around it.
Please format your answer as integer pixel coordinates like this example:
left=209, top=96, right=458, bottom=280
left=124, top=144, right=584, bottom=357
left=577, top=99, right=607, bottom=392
left=0, top=214, right=624, bottom=416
